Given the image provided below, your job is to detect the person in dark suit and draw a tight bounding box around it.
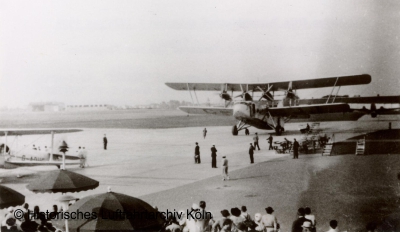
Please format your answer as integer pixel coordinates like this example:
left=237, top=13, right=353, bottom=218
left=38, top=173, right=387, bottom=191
left=211, top=145, right=217, bottom=168
left=249, top=143, right=255, bottom=163
left=267, top=135, right=273, bottom=150
left=293, top=139, right=300, bottom=159
left=245, top=128, right=249, bottom=135
left=292, top=208, right=312, bottom=232
left=103, top=134, right=108, bottom=150
left=195, top=142, right=201, bottom=164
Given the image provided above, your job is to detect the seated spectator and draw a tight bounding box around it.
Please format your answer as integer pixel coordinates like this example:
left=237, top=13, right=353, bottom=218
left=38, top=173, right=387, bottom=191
left=2, top=207, right=19, bottom=227
left=241, top=206, right=256, bottom=230
left=49, top=205, right=58, bottom=220
left=292, top=208, right=312, bottom=232
left=38, top=212, right=56, bottom=232
left=237, top=222, right=248, bottom=232
left=33, top=205, right=41, bottom=220
left=240, top=206, right=252, bottom=221
left=253, top=213, right=265, bottom=232
left=326, top=220, right=339, bottom=232
left=213, top=209, right=230, bottom=232
left=230, top=207, right=245, bottom=231
left=21, top=212, right=39, bottom=232
left=262, top=207, right=278, bottom=232
left=165, top=216, right=182, bottom=232
left=177, top=210, right=188, bottom=232
left=302, top=221, right=313, bottom=232
left=304, top=207, right=316, bottom=230
left=197, top=201, right=213, bottom=232
left=220, top=219, right=233, bottom=232
left=1, top=218, right=18, bottom=232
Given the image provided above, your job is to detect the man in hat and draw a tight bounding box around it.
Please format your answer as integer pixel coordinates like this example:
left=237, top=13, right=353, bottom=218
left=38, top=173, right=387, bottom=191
left=203, top=128, right=207, bottom=139
left=262, top=207, right=278, bottom=232
left=292, top=208, right=312, bottom=232
left=249, top=143, right=255, bottom=164
left=195, top=142, right=201, bottom=164
left=211, top=145, right=217, bottom=168
left=253, top=133, right=260, bottom=150
left=293, top=138, right=300, bottom=159
left=222, top=156, right=229, bottom=180
left=103, top=134, right=108, bottom=150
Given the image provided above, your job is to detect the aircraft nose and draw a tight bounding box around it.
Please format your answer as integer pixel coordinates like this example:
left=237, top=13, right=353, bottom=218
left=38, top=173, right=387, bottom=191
left=233, top=103, right=250, bottom=119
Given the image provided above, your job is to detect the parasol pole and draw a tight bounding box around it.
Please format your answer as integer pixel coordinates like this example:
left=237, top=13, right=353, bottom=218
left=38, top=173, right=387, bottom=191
left=59, top=141, right=69, bottom=170
left=50, top=131, right=54, bottom=162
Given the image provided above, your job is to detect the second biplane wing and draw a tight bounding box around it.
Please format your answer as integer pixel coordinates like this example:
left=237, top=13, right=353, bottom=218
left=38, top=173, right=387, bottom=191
left=179, top=106, right=233, bottom=116
left=166, top=74, right=371, bottom=92
left=0, top=129, right=82, bottom=136
left=265, top=103, right=351, bottom=117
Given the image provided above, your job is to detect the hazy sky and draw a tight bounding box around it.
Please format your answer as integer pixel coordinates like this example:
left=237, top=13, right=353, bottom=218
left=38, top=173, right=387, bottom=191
left=1, top=0, right=399, bottom=107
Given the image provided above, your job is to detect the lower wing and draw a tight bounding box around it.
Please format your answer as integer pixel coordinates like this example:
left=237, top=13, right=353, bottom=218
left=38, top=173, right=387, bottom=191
left=266, top=103, right=350, bottom=116
left=178, top=106, right=233, bottom=116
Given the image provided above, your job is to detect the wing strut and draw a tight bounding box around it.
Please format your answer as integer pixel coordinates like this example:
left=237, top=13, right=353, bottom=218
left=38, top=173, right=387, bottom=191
left=3, top=131, right=8, bottom=156
left=187, top=83, right=195, bottom=104
left=331, top=86, right=341, bottom=103
left=193, top=88, right=200, bottom=105
left=326, top=77, right=339, bottom=104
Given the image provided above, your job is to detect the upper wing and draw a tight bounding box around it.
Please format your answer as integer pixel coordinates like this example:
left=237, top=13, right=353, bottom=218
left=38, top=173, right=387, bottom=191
left=298, top=95, right=400, bottom=104
left=266, top=103, right=350, bottom=117
left=165, top=74, right=371, bottom=92
left=0, top=129, right=82, bottom=136
left=178, top=106, right=233, bottom=116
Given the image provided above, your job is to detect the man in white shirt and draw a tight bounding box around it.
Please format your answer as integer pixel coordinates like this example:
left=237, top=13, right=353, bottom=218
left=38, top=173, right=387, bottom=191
left=326, top=220, right=339, bottom=232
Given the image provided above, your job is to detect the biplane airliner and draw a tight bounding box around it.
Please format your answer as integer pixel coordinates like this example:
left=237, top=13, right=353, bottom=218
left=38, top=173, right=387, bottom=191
left=0, top=129, right=82, bottom=169
left=166, top=74, right=400, bottom=135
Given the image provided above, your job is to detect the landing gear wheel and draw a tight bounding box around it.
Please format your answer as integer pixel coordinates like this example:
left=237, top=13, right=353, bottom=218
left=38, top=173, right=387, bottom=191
left=232, top=125, right=238, bottom=136
left=275, top=126, right=283, bottom=135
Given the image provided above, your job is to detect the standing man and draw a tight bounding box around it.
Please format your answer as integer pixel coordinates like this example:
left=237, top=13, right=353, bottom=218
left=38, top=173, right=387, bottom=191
left=267, top=135, right=273, bottom=150
left=211, top=145, right=217, bottom=168
left=245, top=128, right=249, bottom=136
left=249, top=143, right=255, bottom=164
left=77, top=147, right=84, bottom=168
left=195, top=142, right=201, bottom=164
left=292, top=208, right=312, bottom=232
left=222, top=156, right=229, bottom=181
left=293, top=138, right=300, bottom=159
left=253, top=133, right=260, bottom=150
left=103, top=134, right=108, bottom=150
left=203, top=128, right=207, bottom=139
left=82, top=147, right=88, bottom=167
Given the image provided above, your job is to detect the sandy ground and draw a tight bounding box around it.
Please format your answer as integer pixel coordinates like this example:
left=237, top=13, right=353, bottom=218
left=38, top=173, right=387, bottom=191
left=0, top=118, right=399, bottom=231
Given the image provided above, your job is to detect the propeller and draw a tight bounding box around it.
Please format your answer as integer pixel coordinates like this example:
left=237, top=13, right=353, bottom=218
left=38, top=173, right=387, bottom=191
left=216, top=84, right=234, bottom=107
left=257, top=85, right=274, bottom=102
left=235, top=91, right=253, bottom=101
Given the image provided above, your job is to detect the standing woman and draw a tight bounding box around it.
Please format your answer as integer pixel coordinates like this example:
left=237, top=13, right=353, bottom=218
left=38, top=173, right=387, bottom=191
left=211, top=145, right=217, bottom=168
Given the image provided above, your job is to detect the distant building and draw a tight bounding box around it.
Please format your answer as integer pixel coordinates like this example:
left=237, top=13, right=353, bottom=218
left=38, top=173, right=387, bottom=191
left=65, top=104, right=114, bottom=111
left=28, top=102, right=65, bottom=112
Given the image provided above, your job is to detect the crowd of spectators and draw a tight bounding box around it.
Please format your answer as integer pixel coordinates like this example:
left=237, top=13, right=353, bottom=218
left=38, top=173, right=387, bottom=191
left=1, top=201, right=381, bottom=232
